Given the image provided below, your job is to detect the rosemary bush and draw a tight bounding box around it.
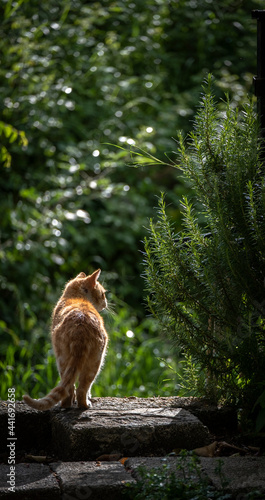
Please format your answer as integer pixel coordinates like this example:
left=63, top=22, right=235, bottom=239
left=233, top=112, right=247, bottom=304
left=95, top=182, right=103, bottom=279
left=143, top=77, right=265, bottom=420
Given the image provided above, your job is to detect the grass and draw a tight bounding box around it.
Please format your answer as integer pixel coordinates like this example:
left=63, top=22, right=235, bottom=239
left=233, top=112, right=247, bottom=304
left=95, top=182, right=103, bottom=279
left=0, top=303, right=189, bottom=401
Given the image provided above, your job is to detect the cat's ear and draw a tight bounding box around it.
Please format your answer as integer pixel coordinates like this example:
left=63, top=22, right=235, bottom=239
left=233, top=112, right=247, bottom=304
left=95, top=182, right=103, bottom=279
left=86, top=269, right=101, bottom=288
left=76, top=272, right=86, bottom=279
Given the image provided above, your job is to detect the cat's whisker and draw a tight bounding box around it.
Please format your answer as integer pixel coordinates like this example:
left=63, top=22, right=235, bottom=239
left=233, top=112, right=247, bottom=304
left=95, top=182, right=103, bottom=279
left=105, top=302, right=116, bottom=317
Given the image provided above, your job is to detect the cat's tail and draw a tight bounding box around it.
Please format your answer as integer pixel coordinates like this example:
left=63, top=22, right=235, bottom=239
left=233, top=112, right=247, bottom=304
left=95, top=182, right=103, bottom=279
left=23, top=364, right=77, bottom=411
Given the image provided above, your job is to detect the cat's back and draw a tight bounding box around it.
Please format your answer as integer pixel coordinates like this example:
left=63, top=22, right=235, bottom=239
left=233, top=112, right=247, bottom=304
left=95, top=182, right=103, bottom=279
left=53, top=297, right=104, bottom=331
left=51, top=270, right=108, bottom=351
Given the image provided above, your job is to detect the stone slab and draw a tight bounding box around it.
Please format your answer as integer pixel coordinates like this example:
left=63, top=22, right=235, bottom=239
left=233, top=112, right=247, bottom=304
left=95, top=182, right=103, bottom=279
left=0, top=401, right=52, bottom=454
left=125, top=455, right=207, bottom=483
left=1, top=457, right=264, bottom=499
left=0, top=397, right=236, bottom=457
left=79, top=396, right=238, bottom=433
left=51, top=399, right=209, bottom=460
left=0, top=463, right=60, bottom=499
left=51, top=461, right=135, bottom=500
left=200, top=456, right=265, bottom=495
left=126, top=456, right=265, bottom=497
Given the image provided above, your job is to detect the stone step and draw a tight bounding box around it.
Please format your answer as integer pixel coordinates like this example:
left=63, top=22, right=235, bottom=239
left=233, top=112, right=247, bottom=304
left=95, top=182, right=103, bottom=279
left=126, top=456, right=265, bottom=498
left=0, top=397, right=237, bottom=458
left=0, top=396, right=263, bottom=498
left=0, top=401, right=51, bottom=454
left=51, top=399, right=209, bottom=460
left=0, top=463, right=61, bottom=500
left=1, top=457, right=265, bottom=499
left=0, top=461, right=135, bottom=499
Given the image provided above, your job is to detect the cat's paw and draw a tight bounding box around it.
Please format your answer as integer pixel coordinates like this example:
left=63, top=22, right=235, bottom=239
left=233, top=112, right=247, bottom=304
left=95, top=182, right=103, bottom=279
left=77, top=399, right=92, bottom=409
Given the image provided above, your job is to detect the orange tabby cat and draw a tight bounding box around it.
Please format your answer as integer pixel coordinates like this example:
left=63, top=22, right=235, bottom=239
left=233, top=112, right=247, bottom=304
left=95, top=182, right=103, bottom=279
left=23, top=269, right=108, bottom=410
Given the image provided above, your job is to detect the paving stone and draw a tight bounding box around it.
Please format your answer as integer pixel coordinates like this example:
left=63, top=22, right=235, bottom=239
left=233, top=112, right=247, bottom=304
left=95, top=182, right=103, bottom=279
left=126, top=456, right=265, bottom=498
left=0, top=397, right=236, bottom=457
left=200, top=456, right=265, bottom=496
left=125, top=455, right=207, bottom=485
left=51, top=461, right=135, bottom=500
left=51, top=399, right=209, bottom=460
left=0, top=401, right=52, bottom=454
left=0, top=463, right=60, bottom=499
left=1, top=456, right=264, bottom=499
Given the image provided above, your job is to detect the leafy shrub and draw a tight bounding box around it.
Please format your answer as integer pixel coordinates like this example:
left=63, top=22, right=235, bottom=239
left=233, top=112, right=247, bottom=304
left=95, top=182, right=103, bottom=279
left=143, top=76, right=265, bottom=421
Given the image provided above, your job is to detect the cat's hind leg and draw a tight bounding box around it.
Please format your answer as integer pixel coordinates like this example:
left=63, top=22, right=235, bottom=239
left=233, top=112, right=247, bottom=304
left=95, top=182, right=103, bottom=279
left=57, top=357, right=76, bottom=408
left=61, top=384, right=75, bottom=408
left=76, top=354, right=103, bottom=409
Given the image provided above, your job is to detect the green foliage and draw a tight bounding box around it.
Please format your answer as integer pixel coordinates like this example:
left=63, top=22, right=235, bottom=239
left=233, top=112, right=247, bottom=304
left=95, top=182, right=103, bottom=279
left=124, top=451, right=265, bottom=499
left=0, top=121, right=28, bottom=168
left=0, top=0, right=263, bottom=400
left=0, top=341, right=58, bottom=401
left=0, top=305, right=184, bottom=400
left=143, top=77, right=265, bottom=417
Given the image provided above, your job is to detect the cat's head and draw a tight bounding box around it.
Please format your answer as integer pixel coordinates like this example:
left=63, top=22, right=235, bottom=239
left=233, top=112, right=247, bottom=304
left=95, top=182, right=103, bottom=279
left=63, top=269, right=107, bottom=311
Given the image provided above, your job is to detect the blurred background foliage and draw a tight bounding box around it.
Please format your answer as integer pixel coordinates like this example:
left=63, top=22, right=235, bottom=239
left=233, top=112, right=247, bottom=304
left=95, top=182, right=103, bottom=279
left=0, top=0, right=262, bottom=399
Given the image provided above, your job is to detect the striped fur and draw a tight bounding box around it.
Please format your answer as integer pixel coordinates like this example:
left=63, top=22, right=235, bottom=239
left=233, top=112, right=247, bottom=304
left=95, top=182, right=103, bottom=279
left=23, top=269, right=108, bottom=411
